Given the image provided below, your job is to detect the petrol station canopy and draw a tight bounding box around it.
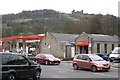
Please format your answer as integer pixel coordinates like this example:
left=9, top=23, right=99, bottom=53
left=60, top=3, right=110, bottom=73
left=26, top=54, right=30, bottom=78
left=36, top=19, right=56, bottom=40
left=0, top=34, right=45, bottom=41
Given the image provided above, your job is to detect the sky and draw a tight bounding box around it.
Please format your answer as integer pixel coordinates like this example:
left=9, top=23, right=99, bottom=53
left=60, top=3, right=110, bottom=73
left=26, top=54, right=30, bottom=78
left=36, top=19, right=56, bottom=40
left=0, top=0, right=120, bottom=16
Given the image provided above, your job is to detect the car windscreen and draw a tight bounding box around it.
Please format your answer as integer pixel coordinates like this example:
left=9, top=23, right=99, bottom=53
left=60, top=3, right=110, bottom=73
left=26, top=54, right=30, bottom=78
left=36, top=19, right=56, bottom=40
left=90, top=55, right=104, bottom=61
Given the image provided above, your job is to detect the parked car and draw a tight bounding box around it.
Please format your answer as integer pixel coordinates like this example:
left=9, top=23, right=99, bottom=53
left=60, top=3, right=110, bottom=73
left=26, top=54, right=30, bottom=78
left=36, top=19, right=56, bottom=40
left=1, top=52, right=42, bottom=80
left=109, top=47, right=120, bottom=62
left=73, top=54, right=111, bottom=72
left=95, top=53, right=109, bottom=61
left=34, top=53, right=61, bottom=65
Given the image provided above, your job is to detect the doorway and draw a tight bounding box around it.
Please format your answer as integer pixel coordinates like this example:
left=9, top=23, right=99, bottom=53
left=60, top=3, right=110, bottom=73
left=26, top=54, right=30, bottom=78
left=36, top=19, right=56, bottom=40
left=79, top=46, right=88, bottom=54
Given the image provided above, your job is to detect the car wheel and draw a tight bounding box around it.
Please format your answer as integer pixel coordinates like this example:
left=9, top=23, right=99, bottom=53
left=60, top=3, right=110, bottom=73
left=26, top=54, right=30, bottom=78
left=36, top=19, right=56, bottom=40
left=33, top=70, right=41, bottom=80
left=45, top=61, right=48, bottom=65
left=91, top=66, right=97, bottom=72
left=7, top=74, right=16, bottom=80
left=73, top=64, right=78, bottom=70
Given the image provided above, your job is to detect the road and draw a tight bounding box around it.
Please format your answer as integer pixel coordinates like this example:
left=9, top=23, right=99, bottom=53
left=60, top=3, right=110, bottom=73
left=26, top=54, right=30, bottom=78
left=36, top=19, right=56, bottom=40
left=40, top=62, right=119, bottom=80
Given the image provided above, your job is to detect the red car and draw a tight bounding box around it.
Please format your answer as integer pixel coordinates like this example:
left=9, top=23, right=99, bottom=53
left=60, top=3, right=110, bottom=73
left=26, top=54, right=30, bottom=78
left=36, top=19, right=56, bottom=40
left=34, top=53, right=61, bottom=65
left=73, top=54, right=111, bottom=72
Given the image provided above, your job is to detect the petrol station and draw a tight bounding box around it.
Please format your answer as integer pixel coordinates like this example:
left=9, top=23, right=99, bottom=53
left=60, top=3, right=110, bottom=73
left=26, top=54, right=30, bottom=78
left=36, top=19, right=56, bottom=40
left=0, top=34, right=45, bottom=56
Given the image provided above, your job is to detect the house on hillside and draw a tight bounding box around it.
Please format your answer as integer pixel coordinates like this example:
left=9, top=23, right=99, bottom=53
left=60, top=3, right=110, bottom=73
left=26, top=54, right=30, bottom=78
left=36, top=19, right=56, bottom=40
left=40, top=32, right=79, bottom=59
left=75, top=32, right=119, bottom=54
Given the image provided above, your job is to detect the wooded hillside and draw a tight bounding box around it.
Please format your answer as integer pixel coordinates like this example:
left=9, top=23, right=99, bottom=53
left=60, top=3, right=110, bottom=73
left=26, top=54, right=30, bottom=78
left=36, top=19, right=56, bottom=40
left=2, top=9, right=119, bottom=37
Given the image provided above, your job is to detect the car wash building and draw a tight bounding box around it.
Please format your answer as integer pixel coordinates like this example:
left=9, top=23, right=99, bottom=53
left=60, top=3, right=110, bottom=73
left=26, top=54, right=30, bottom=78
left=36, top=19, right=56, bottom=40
left=40, top=32, right=79, bottom=59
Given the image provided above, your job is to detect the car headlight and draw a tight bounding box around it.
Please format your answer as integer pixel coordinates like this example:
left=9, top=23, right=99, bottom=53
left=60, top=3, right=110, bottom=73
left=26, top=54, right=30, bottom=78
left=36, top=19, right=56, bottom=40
left=95, top=63, right=100, bottom=66
left=95, top=63, right=104, bottom=66
left=49, top=59, right=54, bottom=61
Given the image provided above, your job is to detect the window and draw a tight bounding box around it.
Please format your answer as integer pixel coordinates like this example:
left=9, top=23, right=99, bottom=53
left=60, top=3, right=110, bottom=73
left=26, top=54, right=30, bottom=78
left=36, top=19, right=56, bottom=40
left=2, top=54, right=19, bottom=65
left=77, top=55, right=82, bottom=60
left=97, top=43, right=100, bottom=53
left=112, top=44, right=114, bottom=50
left=90, top=55, right=103, bottom=61
left=2, top=54, right=11, bottom=65
left=37, top=54, right=42, bottom=58
left=41, top=55, right=46, bottom=58
left=82, top=55, right=89, bottom=60
left=18, top=56, right=29, bottom=65
left=7, top=55, right=19, bottom=65
left=118, top=44, right=120, bottom=47
left=104, top=44, right=107, bottom=53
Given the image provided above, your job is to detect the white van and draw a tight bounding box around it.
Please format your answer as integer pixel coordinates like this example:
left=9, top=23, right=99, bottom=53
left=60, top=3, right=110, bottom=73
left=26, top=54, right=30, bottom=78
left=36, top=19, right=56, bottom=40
left=109, top=47, right=120, bottom=62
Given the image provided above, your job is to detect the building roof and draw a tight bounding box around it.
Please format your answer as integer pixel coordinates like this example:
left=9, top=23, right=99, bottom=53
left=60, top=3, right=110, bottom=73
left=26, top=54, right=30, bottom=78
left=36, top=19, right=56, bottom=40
left=50, top=32, right=119, bottom=44
left=88, top=34, right=118, bottom=42
left=51, top=33, right=79, bottom=42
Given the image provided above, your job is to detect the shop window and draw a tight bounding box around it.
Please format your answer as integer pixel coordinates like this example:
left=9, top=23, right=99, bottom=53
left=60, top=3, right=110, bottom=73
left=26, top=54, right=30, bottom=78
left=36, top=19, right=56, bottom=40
left=97, top=43, right=100, bottom=53
left=104, top=44, right=107, bottom=53
left=118, top=44, right=120, bottom=47
left=112, top=44, right=114, bottom=50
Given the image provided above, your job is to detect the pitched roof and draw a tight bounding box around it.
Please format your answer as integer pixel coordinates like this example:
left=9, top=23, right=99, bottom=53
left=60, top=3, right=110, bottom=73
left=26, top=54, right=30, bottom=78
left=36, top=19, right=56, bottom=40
left=50, top=32, right=119, bottom=43
left=88, top=34, right=118, bottom=42
left=51, top=33, right=79, bottom=42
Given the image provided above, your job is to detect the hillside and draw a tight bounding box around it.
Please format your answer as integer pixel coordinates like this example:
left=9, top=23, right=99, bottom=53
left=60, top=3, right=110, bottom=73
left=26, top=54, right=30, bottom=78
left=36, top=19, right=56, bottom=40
left=2, top=9, right=119, bottom=37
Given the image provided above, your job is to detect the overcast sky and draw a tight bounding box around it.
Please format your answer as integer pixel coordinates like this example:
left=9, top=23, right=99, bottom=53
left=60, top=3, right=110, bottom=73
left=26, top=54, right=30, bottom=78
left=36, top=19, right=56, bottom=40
left=0, top=0, right=119, bottom=16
